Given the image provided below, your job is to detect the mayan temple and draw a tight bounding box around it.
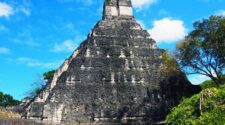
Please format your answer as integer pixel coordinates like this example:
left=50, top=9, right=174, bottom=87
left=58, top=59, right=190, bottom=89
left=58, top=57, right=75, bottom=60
left=23, top=0, right=200, bottom=124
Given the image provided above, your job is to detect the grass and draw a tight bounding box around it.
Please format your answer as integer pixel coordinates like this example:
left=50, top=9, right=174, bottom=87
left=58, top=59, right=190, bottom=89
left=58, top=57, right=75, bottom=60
left=0, top=107, right=51, bottom=125
left=0, top=118, right=47, bottom=125
left=0, top=106, right=20, bottom=119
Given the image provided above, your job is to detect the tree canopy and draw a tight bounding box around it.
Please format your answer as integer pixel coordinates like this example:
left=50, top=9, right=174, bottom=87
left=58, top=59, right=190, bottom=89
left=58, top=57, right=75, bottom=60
left=175, top=16, right=225, bottom=85
left=0, top=92, right=21, bottom=107
left=200, top=76, right=225, bottom=90
left=43, top=70, right=55, bottom=80
left=166, top=84, right=225, bottom=125
left=161, top=51, right=180, bottom=75
left=167, top=15, right=225, bottom=125
left=25, top=70, right=55, bottom=99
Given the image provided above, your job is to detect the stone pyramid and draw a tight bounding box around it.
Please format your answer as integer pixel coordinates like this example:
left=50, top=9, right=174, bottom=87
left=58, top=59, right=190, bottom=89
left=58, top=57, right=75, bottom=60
left=23, top=0, right=200, bottom=124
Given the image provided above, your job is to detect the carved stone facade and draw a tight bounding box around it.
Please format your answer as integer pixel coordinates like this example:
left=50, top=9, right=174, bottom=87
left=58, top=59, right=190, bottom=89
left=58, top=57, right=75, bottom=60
left=23, top=0, right=200, bottom=124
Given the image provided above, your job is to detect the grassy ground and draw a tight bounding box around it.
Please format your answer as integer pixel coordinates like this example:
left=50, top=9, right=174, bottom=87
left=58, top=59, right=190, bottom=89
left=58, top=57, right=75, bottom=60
left=0, top=119, right=47, bottom=125
left=0, top=106, right=20, bottom=119
left=0, top=107, right=50, bottom=125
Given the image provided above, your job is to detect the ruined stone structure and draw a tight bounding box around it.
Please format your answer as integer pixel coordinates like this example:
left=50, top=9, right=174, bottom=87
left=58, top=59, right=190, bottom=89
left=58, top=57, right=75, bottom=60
left=23, top=0, right=200, bottom=124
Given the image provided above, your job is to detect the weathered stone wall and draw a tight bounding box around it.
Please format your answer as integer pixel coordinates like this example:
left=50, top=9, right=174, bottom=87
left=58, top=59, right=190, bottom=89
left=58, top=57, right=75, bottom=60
left=23, top=0, right=201, bottom=125
left=103, top=0, right=133, bottom=19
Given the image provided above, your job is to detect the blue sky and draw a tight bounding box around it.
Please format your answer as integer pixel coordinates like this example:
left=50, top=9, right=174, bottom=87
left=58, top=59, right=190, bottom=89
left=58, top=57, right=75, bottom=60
left=0, top=0, right=224, bottom=100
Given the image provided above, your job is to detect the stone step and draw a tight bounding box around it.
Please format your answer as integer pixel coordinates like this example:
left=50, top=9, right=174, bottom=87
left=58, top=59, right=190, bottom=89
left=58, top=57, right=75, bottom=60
left=87, top=37, right=156, bottom=48
left=97, top=20, right=141, bottom=30
left=77, top=47, right=163, bottom=59
left=91, top=28, right=150, bottom=38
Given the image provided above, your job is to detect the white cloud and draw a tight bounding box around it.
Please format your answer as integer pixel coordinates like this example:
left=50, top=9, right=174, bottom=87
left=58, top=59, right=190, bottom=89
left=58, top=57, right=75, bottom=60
left=58, top=0, right=94, bottom=5
left=0, top=47, right=11, bottom=54
left=216, top=10, right=225, bottom=16
left=19, top=7, right=31, bottom=16
left=188, top=75, right=210, bottom=85
left=17, top=57, right=59, bottom=68
left=16, top=0, right=32, bottom=16
left=53, top=40, right=78, bottom=53
left=17, top=57, right=42, bottom=67
left=158, top=9, right=168, bottom=15
left=12, top=38, right=39, bottom=47
left=52, top=32, right=84, bottom=53
left=148, top=18, right=187, bottom=43
left=0, top=1, right=32, bottom=18
left=0, top=2, right=13, bottom=17
left=131, top=0, right=157, bottom=9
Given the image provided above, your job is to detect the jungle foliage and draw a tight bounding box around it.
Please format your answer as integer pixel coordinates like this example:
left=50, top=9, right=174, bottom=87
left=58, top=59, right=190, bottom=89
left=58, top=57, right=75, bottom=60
left=166, top=15, right=225, bottom=125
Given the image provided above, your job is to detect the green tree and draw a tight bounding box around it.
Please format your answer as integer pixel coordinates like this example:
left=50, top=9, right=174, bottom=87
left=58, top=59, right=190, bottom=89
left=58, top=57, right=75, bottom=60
left=43, top=70, right=55, bottom=80
left=106, top=0, right=112, bottom=5
left=26, top=70, right=55, bottom=99
left=0, top=92, right=4, bottom=106
left=166, top=86, right=225, bottom=125
left=200, top=80, right=217, bottom=90
left=161, top=51, right=180, bottom=75
left=0, top=92, right=21, bottom=107
left=175, top=16, right=225, bottom=85
left=200, top=75, right=225, bottom=90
